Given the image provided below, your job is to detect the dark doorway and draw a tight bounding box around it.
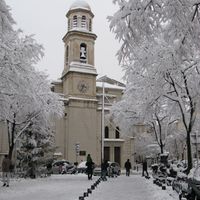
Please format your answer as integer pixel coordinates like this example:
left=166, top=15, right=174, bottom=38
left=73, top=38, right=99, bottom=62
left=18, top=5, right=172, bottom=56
left=114, top=147, right=121, bottom=166
left=104, top=147, right=110, bottom=161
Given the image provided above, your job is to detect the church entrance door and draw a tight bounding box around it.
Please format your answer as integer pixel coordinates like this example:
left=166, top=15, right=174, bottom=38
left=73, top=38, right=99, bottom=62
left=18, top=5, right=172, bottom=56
left=114, top=147, right=121, bottom=166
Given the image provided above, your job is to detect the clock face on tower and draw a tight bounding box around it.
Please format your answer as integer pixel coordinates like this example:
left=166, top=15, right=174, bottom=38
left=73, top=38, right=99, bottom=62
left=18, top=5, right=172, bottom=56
left=77, top=80, right=89, bottom=93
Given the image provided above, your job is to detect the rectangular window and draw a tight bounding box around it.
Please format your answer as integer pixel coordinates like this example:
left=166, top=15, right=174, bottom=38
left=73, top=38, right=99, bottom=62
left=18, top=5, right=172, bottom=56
left=79, top=151, right=86, bottom=156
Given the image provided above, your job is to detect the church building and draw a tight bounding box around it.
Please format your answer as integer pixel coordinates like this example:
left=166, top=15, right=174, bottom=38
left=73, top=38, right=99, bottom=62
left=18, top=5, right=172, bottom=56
left=0, top=0, right=135, bottom=168
left=52, top=0, right=135, bottom=166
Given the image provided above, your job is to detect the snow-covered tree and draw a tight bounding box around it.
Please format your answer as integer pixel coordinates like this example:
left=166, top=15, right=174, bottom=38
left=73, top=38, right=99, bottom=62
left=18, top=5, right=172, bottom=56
left=0, top=0, right=64, bottom=160
left=109, top=0, right=200, bottom=173
left=134, top=133, right=159, bottom=162
left=166, top=130, right=186, bottom=160
left=145, top=97, right=180, bottom=154
left=16, top=121, right=56, bottom=178
left=0, top=0, right=14, bottom=34
left=3, top=70, right=64, bottom=159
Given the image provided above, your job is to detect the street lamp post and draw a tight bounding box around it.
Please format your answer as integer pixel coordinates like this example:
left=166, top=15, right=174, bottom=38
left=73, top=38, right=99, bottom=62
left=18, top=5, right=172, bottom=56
left=75, top=143, right=80, bottom=163
left=101, top=82, right=105, bottom=163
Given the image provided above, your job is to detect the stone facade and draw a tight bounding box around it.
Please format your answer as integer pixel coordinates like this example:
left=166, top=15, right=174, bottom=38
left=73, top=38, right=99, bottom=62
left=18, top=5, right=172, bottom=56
left=52, top=1, right=135, bottom=166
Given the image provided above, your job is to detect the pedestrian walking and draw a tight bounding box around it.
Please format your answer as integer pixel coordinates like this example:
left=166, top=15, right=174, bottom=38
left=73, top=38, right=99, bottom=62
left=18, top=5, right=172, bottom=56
left=135, top=160, right=139, bottom=171
left=101, top=160, right=109, bottom=181
left=2, top=155, right=11, bottom=187
left=124, top=159, right=132, bottom=176
left=86, top=154, right=94, bottom=180
left=142, top=159, right=149, bottom=177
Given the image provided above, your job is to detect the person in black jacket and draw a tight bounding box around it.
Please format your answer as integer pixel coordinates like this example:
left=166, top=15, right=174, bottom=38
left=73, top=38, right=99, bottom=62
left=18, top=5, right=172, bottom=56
left=2, top=155, right=11, bottom=187
left=124, top=159, right=132, bottom=176
left=142, top=159, right=149, bottom=177
left=101, top=160, right=109, bottom=181
left=86, top=154, right=94, bottom=180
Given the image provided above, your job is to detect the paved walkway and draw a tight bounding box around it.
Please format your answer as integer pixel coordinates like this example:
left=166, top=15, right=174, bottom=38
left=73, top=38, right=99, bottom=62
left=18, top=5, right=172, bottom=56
left=0, top=173, right=178, bottom=200
left=87, top=175, right=177, bottom=200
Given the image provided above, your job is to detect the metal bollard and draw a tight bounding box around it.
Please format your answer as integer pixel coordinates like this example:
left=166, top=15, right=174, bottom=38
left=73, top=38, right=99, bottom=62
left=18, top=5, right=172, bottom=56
left=162, top=185, right=166, bottom=190
left=91, top=185, right=95, bottom=190
left=83, top=192, right=88, bottom=197
left=87, top=188, right=92, bottom=194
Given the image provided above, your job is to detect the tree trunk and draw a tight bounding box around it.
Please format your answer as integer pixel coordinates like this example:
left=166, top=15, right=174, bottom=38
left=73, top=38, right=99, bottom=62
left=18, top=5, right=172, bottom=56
left=7, top=120, right=16, bottom=160
left=186, top=131, right=192, bottom=174
left=8, top=145, right=14, bottom=160
left=160, top=143, right=164, bottom=154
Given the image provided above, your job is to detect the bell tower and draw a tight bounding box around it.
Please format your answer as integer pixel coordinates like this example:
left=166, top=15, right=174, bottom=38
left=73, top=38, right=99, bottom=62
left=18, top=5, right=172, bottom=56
left=57, top=1, right=100, bottom=164
left=62, top=0, right=97, bottom=99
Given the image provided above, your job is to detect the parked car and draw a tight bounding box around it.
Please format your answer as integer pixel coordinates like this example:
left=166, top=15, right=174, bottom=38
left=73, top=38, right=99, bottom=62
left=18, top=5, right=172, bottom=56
left=77, top=161, right=87, bottom=173
left=93, top=161, right=121, bottom=176
left=52, top=160, right=74, bottom=174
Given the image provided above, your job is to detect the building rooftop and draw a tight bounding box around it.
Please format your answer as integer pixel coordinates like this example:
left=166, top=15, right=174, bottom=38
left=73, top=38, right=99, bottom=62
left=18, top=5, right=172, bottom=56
left=69, top=0, right=91, bottom=11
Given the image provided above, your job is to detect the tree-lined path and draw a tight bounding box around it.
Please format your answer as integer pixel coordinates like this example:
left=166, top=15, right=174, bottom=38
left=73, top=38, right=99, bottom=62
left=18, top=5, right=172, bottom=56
left=0, top=173, right=178, bottom=200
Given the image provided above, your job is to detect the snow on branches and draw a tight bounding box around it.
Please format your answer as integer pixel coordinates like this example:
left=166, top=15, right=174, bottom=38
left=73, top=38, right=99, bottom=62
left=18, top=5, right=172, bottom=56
left=109, top=0, right=200, bottom=172
left=0, top=0, right=64, bottom=159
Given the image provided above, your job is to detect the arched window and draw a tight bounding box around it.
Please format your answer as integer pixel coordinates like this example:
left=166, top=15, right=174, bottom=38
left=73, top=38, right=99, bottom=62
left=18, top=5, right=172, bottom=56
left=68, top=19, right=71, bottom=31
left=81, top=16, right=86, bottom=28
left=105, top=126, right=109, bottom=138
left=72, top=15, right=78, bottom=28
left=80, top=43, right=87, bottom=63
left=115, top=127, right=120, bottom=139
left=89, top=19, right=92, bottom=31
left=66, top=45, right=69, bottom=64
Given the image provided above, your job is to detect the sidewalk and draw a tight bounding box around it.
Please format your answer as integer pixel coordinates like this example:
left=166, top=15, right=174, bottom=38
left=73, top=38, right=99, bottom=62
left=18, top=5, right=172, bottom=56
left=0, top=173, right=178, bottom=200
left=87, top=174, right=177, bottom=200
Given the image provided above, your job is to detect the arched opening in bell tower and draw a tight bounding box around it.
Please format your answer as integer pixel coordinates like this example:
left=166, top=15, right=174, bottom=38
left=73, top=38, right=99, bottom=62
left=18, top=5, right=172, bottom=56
left=89, top=19, right=92, bottom=31
left=72, top=15, right=78, bottom=28
left=81, top=16, right=86, bottom=29
left=80, top=43, right=87, bottom=63
left=65, top=45, right=69, bottom=64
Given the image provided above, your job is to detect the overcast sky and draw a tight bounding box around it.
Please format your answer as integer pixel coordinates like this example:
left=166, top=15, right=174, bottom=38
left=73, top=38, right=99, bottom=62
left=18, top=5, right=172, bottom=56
left=6, top=0, right=124, bottom=82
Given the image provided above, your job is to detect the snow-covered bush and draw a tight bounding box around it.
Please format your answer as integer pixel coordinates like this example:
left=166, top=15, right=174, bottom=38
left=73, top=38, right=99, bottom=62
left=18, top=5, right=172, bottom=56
left=109, top=0, right=200, bottom=174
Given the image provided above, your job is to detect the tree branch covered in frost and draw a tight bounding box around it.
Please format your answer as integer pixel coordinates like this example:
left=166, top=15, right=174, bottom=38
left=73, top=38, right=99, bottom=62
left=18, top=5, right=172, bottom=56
left=0, top=0, right=15, bottom=34
left=0, top=0, right=64, bottom=159
left=109, top=0, right=200, bottom=173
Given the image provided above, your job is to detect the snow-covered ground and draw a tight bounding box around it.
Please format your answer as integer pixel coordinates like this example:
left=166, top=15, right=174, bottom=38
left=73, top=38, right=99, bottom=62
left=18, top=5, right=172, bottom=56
left=0, top=173, right=178, bottom=200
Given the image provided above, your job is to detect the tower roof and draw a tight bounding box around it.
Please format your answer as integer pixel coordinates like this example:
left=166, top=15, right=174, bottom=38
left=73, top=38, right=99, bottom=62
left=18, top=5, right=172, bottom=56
left=69, top=0, right=91, bottom=11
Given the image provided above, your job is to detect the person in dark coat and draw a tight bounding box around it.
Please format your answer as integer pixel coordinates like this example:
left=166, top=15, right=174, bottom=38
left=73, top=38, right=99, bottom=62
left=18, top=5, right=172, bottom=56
left=101, top=160, right=109, bottom=181
left=124, top=159, right=132, bottom=176
left=2, top=155, right=11, bottom=187
left=86, top=154, right=94, bottom=180
left=142, top=159, right=149, bottom=177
